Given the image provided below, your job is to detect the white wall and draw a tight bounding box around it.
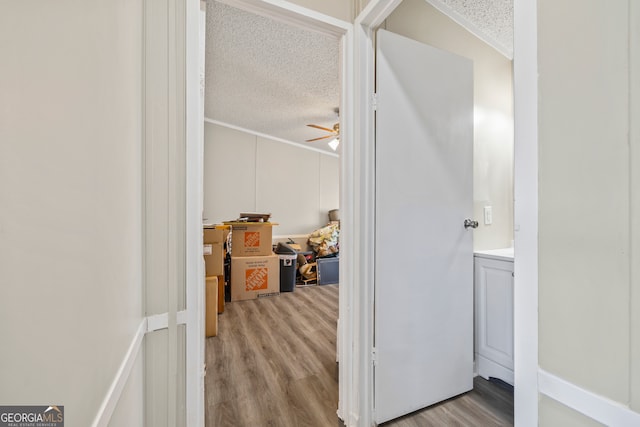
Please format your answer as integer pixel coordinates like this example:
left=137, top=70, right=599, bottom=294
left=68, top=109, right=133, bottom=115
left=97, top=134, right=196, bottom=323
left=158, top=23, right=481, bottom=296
left=0, top=1, right=144, bottom=425
left=386, top=0, right=514, bottom=251
left=204, top=122, right=340, bottom=236
left=539, top=395, right=605, bottom=427
left=355, top=0, right=371, bottom=15
left=537, top=0, right=640, bottom=423
left=632, top=0, right=640, bottom=413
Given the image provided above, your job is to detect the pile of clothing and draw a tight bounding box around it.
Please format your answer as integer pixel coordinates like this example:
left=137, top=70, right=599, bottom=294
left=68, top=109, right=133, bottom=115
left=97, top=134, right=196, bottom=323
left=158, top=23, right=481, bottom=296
left=297, top=222, right=339, bottom=282
left=307, top=223, right=339, bottom=257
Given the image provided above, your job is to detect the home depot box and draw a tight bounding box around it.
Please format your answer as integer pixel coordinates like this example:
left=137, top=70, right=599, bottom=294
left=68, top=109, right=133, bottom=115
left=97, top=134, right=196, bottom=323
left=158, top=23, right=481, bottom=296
left=203, top=225, right=230, bottom=277
left=230, top=253, right=280, bottom=301
left=205, top=276, right=218, bottom=337
left=225, top=222, right=276, bottom=257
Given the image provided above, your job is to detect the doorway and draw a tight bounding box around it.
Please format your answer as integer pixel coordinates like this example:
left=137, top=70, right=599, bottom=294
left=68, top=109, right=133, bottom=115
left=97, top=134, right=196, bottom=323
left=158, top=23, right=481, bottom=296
left=354, top=0, right=517, bottom=425
left=199, top=1, right=351, bottom=424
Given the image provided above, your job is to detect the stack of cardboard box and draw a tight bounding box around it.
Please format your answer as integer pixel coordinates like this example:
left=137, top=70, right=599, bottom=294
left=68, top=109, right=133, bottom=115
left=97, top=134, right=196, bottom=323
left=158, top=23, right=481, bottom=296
left=225, top=222, right=280, bottom=301
left=203, top=225, right=230, bottom=337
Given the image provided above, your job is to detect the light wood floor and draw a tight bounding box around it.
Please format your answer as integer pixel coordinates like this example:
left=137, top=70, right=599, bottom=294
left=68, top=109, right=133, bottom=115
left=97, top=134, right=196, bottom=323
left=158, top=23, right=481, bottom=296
left=205, top=285, right=341, bottom=427
left=205, top=284, right=513, bottom=427
left=380, top=376, right=514, bottom=426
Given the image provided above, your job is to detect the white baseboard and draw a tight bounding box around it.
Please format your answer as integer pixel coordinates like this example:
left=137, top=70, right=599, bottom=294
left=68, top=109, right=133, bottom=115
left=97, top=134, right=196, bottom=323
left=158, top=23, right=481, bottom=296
left=272, top=234, right=310, bottom=240
left=539, top=369, right=640, bottom=426
left=92, top=310, right=190, bottom=427
left=91, top=318, right=147, bottom=427
left=475, top=354, right=514, bottom=386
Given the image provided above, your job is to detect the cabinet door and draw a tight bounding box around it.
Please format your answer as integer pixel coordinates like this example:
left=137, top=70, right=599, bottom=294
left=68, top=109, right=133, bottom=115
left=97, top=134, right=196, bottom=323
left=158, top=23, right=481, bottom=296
left=475, top=257, right=514, bottom=376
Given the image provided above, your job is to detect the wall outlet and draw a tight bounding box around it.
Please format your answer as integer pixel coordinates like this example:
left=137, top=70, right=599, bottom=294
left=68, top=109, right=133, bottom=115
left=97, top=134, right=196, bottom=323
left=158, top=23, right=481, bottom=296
left=484, top=206, right=493, bottom=225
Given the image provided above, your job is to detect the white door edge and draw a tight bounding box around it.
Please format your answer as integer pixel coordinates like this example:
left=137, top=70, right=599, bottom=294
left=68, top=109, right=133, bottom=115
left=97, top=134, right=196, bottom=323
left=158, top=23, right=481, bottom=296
left=185, top=1, right=206, bottom=426
left=513, top=0, right=539, bottom=425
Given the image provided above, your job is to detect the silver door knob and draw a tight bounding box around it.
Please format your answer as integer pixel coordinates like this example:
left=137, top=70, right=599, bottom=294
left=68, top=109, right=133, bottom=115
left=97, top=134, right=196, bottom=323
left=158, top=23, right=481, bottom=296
left=464, top=219, right=479, bottom=229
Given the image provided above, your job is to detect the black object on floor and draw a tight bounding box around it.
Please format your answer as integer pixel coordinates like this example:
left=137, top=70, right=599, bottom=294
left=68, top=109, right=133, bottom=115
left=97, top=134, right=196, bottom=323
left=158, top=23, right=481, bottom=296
left=489, top=377, right=514, bottom=392
left=275, top=242, right=298, bottom=292
left=317, top=256, right=339, bottom=285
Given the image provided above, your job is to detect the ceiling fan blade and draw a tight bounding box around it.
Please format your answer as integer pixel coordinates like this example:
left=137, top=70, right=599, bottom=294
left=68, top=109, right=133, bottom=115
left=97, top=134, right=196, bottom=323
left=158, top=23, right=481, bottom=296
left=306, top=124, right=336, bottom=133
left=306, top=134, right=335, bottom=142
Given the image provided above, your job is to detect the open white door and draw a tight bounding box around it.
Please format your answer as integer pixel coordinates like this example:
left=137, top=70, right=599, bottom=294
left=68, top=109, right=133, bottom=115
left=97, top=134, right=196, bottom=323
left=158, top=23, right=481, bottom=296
left=374, top=29, right=474, bottom=424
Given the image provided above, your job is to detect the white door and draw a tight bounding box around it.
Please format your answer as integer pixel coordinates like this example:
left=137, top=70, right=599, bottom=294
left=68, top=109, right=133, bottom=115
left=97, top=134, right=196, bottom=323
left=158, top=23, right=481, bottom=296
left=374, top=29, right=474, bottom=424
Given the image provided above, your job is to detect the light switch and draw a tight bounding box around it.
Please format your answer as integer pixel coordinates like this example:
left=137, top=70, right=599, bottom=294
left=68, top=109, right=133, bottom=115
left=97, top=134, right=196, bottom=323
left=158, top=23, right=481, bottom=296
left=484, top=206, right=493, bottom=225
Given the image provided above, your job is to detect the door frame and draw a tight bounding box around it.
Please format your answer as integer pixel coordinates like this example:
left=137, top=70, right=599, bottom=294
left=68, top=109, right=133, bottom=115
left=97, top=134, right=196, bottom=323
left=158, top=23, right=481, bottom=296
left=512, top=0, right=539, bottom=425
left=183, top=0, right=539, bottom=425
left=184, top=1, right=354, bottom=425
left=354, top=0, right=539, bottom=426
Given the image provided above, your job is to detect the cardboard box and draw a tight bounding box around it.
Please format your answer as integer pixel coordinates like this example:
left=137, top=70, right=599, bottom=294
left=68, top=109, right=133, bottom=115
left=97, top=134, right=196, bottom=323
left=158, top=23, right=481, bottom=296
left=204, top=225, right=231, bottom=243
left=204, top=225, right=230, bottom=277
left=205, top=276, right=218, bottom=337
left=230, top=254, right=280, bottom=301
left=204, top=242, right=224, bottom=277
left=225, top=222, right=276, bottom=257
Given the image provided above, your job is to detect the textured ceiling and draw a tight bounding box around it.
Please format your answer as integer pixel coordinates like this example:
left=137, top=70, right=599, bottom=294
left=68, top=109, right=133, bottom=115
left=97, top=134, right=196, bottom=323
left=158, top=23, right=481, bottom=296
left=204, top=0, right=512, bottom=154
left=205, top=1, right=341, bottom=153
left=428, top=0, right=513, bottom=57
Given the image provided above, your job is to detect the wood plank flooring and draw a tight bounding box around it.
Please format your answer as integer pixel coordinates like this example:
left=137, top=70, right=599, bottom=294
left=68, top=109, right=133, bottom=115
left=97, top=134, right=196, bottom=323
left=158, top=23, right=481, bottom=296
left=380, top=377, right=514, bottom=426
left=205, top=284, right=513, bottom=427
left=205, top=285, right=341, bottom=427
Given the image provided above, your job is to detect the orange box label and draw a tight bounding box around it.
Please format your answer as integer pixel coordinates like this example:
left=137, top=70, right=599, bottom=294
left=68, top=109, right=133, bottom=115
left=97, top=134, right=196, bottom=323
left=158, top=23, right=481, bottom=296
left=244, top=231, right=261, bottom=248
left=245, top=267, right=268, bottom=291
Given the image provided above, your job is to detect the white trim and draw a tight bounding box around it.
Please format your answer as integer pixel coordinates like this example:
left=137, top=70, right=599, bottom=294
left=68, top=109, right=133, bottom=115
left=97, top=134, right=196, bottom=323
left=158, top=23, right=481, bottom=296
left=539, top=370, right=640, bottom=426
left=147, top=312, right=168, bottom=333
left=353, top=2, right=402, bottom=425
left=356, top=0, right=402, bottom=27
left=630, top=0, right=640, bottom=412
left=513, top=0, right=539, bottom=425
left=476, top=354, right=514, bottom=386
left=337, top=24, right=355, bottom=425
left=186, top=0, right=206, bottom=426
left=147, top=310, right=189, bottom=333
left=272, top=233, right=309, bottom=240
left=425, top=0, right=513, bottom=59
left=203, top=117, right=340, bottom=158
left=216, top=0, right=350, bottom=38
left=91, top=309, right=194, bottom=427
left=91, top=319, right=147, bottom=427
left=177, top=309, right=188, bottom=326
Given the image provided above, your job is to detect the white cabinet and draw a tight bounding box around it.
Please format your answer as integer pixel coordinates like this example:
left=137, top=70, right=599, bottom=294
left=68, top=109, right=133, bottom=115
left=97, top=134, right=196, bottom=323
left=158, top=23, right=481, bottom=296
left=474, top=250, right=514, bottom=385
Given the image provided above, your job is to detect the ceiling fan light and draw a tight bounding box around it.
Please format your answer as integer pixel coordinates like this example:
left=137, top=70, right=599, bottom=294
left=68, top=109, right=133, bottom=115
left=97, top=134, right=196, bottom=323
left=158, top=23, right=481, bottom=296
left=328, top=138, right=340, bottom=151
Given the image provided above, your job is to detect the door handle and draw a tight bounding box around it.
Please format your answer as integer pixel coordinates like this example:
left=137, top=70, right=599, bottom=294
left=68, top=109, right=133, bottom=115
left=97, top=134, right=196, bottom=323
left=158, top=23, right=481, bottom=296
left=464, top=219, right=478, bottom=229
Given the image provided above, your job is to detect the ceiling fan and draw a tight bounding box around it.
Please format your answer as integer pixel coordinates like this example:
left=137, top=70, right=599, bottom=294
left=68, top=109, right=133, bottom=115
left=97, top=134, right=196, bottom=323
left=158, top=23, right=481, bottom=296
left=305, top=122, right=340, bottom=142
left=305, top=108, right=340, bottom=150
